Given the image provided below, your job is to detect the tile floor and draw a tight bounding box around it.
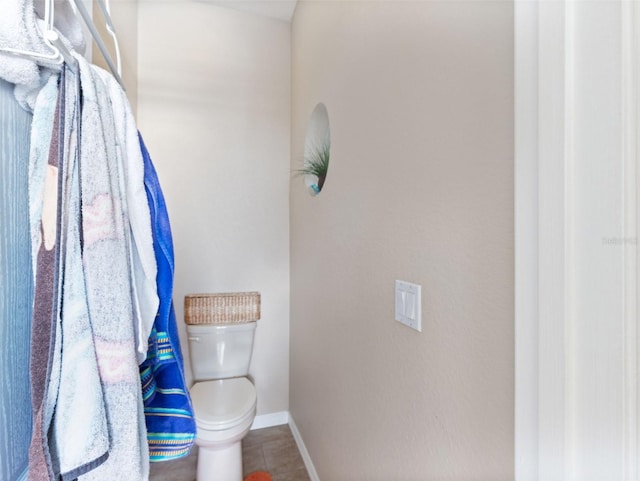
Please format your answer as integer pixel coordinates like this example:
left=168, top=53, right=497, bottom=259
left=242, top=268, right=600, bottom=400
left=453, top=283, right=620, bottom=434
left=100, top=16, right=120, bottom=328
left=242, top=425, right=311, bottom=481
left=149, top=424, right=310, bottom=481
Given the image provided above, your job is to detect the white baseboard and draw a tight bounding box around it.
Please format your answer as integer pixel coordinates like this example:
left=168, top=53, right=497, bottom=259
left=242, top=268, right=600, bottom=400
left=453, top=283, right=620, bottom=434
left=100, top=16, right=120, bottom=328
left=289, top=415, right=320, bottom=481
left=250, top=411, right=289, bottom=430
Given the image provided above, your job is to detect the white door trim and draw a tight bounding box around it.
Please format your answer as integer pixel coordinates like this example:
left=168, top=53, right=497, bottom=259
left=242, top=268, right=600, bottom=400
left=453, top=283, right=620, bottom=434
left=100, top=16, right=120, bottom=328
left=515, top=1, right=574, bottom=478
left=514, top=1, right=541, bottom=478
left=622, top=1, right=640, bottom=479
left=515, top=1, right=640, bottom=479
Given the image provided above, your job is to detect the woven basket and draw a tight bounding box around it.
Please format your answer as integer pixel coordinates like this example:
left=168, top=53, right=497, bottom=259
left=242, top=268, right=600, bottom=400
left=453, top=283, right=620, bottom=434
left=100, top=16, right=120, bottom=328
left=184, top=292, right=261, bottom=325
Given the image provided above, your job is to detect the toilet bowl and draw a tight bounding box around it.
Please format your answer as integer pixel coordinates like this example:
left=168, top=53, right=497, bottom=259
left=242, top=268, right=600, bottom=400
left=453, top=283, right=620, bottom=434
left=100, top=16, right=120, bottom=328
left=190, top=378, right=257, bottom=481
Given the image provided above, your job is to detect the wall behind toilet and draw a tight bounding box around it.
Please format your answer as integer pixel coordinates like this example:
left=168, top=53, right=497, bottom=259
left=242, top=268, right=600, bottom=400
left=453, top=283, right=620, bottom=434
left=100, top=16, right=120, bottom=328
left=137, top=2, right=291, bottom=417
left=290, top=1, right=514, bottom=479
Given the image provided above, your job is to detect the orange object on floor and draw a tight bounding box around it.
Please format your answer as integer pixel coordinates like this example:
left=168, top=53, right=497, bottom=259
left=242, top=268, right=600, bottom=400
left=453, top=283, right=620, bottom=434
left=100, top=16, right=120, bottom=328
left=244, top=472, right=272, bottom=481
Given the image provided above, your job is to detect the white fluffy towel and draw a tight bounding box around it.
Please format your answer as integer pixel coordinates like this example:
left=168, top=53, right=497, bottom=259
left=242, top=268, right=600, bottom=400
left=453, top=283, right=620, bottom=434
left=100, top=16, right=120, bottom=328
left=74, top=54, right=149, bottom=481
left=0, top=0, right=85, bottom=87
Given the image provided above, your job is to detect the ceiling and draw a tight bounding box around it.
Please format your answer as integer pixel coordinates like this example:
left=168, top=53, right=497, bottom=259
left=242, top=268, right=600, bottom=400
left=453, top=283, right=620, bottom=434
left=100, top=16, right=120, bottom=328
left=205, top=0, right=298, bottom=22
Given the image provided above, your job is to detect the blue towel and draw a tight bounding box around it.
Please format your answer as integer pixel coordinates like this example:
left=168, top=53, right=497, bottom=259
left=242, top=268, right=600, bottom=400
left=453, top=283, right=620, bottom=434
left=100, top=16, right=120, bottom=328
left=138, top=133, right=196, bottom=462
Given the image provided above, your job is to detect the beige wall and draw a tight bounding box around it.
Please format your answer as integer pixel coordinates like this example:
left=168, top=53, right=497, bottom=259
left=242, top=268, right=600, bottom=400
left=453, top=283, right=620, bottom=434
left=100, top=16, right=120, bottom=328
left=290, top=2, right=514, bottom=480
left=137, top=2, right=291, bottom=417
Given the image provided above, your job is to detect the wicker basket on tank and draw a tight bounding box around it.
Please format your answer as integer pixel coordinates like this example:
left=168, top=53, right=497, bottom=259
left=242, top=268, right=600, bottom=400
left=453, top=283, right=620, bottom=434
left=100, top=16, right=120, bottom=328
left=184, top=292, right=261, bottom=325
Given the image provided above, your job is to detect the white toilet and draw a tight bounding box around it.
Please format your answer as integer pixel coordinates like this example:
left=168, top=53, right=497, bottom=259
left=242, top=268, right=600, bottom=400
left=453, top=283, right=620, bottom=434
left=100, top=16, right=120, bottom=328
left=187, top=322, right=258, bottom=481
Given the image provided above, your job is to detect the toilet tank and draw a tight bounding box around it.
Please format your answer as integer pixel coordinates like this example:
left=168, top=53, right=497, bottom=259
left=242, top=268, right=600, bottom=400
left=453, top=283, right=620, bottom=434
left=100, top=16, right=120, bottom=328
left=187, top=322, right=257, bottom=381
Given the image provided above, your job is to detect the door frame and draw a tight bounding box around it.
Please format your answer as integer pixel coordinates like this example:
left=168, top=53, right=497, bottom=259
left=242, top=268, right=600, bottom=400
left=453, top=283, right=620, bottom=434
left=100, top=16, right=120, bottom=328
left=514, top=1, right=640, bottom=479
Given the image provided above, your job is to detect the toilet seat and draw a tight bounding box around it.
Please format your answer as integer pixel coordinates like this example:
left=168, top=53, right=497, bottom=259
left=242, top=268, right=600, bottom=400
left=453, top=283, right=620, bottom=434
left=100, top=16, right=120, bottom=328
left=191, top=377, right=257, bottom=432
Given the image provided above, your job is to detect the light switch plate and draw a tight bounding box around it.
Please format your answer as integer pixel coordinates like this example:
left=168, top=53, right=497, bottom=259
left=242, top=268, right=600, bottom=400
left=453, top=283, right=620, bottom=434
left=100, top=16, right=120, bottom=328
left=395, top=280, right=422, bottom=332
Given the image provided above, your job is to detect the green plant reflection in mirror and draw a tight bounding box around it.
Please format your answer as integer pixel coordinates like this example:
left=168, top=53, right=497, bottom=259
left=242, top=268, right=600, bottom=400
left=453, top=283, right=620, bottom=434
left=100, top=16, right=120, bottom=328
left=295, top=103, right=331, bottom=196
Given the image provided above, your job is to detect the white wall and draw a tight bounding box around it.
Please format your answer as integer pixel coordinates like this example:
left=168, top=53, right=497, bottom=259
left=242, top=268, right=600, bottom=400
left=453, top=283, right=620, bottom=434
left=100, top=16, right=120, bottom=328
left=137, top=1, right=291, bottom=417
left=290, top=2, right=514, bottom=479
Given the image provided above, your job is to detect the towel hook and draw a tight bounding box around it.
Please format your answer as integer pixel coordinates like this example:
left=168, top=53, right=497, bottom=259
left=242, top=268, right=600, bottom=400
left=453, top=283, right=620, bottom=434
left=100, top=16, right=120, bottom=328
left=69, top=0, right=124, bottom=88
left=96, top=0, right=122, bottom=78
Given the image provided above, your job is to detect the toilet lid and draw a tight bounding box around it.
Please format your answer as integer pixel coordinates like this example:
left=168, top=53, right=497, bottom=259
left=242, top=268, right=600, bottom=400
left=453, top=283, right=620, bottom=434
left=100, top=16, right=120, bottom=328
left=190, top=378, right=257, bottom=431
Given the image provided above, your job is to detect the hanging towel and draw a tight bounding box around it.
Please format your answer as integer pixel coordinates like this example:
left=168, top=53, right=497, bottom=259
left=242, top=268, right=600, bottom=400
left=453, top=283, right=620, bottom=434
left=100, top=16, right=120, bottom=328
left=27, top=73, right=58, bottom=279
left=0, top=76, right=35, bottom=481
left=0, top=0, right=84, bottom=86
left=27, top=72, right=61, bottom=481
left=46, top=64, right=109, bottom=481
left=0, top=0, right=54, bottom=86
left=138, top=133, right=196, bottom=462
left=28, top=65, right=110, bottom=481
left=93, top=66, right=159, bottom=365
left=74, top=54, right=148, bottom=481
